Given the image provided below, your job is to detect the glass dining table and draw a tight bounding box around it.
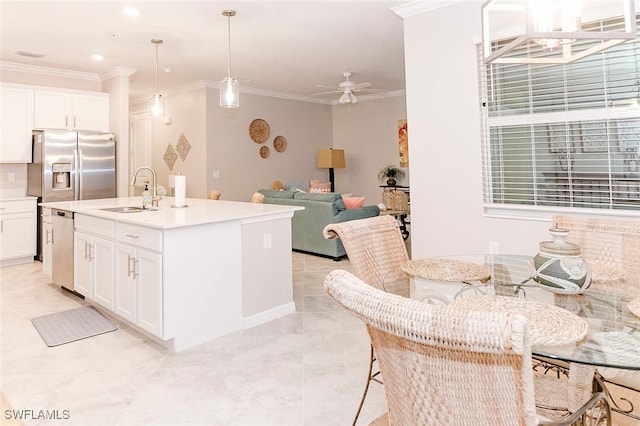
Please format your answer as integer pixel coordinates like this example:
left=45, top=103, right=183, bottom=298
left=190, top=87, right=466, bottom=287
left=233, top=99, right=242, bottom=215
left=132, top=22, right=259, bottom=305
left=398, top=254, right=640, bottom=372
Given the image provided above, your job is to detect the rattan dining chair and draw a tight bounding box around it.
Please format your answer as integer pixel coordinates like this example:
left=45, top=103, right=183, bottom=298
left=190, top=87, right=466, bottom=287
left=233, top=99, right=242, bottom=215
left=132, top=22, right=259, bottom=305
left=324, top=269, right=611, bottom=426
left=323, top=215, right=410, bottom=425
left=552, top=215, right=640, bottom=420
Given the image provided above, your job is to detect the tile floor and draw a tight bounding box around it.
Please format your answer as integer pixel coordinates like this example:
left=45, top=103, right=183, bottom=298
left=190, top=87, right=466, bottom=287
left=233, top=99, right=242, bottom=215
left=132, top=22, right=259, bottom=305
left=1, top=253, right=387, bottom=426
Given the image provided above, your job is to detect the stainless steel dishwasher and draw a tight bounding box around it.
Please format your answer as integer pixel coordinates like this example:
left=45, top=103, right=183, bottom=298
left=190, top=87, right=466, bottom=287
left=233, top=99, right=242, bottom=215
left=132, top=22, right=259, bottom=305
left=51, top=208, right=75, bottom=292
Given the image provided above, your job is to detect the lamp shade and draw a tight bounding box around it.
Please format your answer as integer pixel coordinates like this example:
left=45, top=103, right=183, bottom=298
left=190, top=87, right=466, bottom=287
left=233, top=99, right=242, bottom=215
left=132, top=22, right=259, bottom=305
left=317, top=149, right=346, bottom=169
left=220, top=77, right=239, bottom=108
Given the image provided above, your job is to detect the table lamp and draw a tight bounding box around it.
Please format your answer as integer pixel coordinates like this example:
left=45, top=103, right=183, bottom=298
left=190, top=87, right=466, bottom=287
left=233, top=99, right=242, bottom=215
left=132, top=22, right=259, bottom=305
left=317, top=148, right=345, bottom=192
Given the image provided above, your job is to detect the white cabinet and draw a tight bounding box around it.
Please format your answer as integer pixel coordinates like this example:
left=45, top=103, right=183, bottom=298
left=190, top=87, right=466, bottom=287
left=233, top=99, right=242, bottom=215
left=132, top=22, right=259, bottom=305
left=34, top=90, right=109, bottom=132
left=0, top=86, right=34, bottom=162
left=42, top=207, right=52, bottom=277
left=115, top=223, right=163, bottom=337
left=73, top=215, right=115, bottom=309
left=0, top=198, right=36, bottom=265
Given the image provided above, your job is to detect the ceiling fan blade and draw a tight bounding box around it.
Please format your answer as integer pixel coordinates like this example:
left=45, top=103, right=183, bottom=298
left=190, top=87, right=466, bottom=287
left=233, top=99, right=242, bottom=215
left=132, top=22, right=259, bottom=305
left=354, top=88, right=386, bottom=93
left=353, top=82, right=372, bottom=90
left=315, top=84, right=339, bottom=90
left=311, top=90, right=343, bottom=96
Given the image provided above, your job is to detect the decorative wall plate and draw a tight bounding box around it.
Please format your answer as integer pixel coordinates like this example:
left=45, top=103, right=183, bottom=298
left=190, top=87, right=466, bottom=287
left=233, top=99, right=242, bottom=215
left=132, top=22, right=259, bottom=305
left=249, top=118, right=270, bottom=144
left=163, top=144, right=178, bottom=171
left=259, top=146, right=270, bottom=159
left=175, top=133, right=191, bottom=162
left=273, top=135, right=287, bottom=153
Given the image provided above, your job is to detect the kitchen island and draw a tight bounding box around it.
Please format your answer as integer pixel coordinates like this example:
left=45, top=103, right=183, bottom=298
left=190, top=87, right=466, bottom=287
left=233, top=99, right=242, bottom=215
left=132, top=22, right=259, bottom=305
left=40, top=197, right=303, bottom=351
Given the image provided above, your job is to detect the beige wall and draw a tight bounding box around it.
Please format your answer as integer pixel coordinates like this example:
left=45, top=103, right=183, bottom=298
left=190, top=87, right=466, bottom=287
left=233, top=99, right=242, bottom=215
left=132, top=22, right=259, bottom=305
left=149, top=87, right=208, bottom=198
left=403, top=2, right=550, bottom=258
left=206, top=90, right=333, bottom=202
left=332, top=95, right=407, bottom=205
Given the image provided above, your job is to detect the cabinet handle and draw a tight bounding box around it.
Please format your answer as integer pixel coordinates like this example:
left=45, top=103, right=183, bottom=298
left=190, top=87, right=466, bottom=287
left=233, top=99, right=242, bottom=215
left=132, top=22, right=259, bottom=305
left=132, top=258, right=139, bottom=279
left=125, top=234, right=140, bottom=239
left=65, top=116, right=69, bottom=128
left=127, top=255, right=135, bottom=277
left=74, top=116, right=77, bottom=128
left=0, top=219, right=3, bottom=233
left=89, top=244, right=94, bottom=261
left=47, top=229, right=52, bottom=244
left=84, top=241, right=91, bottom=260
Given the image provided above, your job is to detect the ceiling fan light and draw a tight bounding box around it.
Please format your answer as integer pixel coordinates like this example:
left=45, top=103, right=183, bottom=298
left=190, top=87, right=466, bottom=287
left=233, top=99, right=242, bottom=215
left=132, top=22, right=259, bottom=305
left=339, top=92, right=350, bottom=104
left=350, top=93, right=358, bottom=104
left=220, top=77, right=239, bottom=108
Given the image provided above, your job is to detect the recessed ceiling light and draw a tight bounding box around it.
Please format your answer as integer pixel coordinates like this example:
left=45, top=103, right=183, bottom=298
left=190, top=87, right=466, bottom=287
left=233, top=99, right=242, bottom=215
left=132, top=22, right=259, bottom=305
left=91, top=54, right=104, bottom=62
left=123, top=7, right=140, bottom=17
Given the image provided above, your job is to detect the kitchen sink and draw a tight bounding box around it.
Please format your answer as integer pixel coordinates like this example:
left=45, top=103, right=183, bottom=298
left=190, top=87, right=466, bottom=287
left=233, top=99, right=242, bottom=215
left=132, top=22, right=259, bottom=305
left=99, top=206, right=157, bottom=213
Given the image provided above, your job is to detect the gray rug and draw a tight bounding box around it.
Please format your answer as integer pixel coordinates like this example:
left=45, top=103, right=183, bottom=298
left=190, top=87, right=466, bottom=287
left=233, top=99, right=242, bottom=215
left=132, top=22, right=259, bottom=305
left=31, top=306, right=117, bottom=347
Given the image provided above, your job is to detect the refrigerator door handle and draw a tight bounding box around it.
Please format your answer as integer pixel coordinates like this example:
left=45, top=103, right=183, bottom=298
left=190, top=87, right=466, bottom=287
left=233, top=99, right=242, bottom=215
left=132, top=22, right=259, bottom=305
left=77, top=149, right=84, bottom=200
left=73, top=149, right=79, bottom=201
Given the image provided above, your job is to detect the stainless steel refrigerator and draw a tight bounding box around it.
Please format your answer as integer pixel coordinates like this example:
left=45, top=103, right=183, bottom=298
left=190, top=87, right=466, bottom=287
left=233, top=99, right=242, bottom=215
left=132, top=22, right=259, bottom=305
left=28, top=129, right=116, bottom=260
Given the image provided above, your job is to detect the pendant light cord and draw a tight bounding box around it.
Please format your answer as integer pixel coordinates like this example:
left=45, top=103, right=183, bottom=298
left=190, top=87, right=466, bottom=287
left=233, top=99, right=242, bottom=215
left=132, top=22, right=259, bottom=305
left=226, top=13, right=231, bottom=78
left=155, top=42, right=159, bottom=93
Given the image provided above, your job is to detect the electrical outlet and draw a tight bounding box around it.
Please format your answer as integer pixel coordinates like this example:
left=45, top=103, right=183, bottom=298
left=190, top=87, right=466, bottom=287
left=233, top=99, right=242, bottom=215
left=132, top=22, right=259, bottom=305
left=212, top=170, right=220, bottom=179
left=263, top=233, right=272, bottom=249
left=489, top=242, right=500, bottom=254
left=7, top=173, right=15, bottom=182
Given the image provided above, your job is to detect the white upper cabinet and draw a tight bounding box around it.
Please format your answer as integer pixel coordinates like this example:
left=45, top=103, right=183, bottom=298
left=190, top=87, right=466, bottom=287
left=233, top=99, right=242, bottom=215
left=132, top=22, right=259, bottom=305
left=0, top=86, right=34, bottom=163
left=34, top=89, right=109, bottom=132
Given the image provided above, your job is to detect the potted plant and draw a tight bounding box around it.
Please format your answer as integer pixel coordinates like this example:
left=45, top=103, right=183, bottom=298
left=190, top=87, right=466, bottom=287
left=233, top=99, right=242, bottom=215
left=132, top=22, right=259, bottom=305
left=378, top=164, right=405, bottom=187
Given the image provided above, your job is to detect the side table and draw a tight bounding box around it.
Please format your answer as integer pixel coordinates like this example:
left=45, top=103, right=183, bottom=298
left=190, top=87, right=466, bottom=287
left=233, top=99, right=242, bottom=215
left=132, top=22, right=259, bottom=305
left=380, top=209, right=410, bottom=240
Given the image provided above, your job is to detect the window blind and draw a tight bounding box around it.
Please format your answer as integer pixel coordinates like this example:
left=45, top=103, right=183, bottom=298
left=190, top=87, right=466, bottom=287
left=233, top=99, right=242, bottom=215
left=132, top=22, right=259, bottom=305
left=480, top=15, right=640, bottom=212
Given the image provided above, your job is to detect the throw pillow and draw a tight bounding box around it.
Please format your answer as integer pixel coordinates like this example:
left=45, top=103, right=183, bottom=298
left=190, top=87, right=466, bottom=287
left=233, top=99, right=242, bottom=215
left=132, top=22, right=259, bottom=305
left=343, top=196, right=365, bottom=209
left=285, top=179, right=310, bottom=192
left=309, top=181, right=332, bottom=193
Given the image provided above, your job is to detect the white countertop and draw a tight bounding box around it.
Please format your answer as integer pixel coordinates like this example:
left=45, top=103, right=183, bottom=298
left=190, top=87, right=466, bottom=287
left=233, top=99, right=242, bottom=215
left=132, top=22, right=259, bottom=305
left=0, top=196, right=38, bottom=202
left=39, top=197, right=303, bottom=230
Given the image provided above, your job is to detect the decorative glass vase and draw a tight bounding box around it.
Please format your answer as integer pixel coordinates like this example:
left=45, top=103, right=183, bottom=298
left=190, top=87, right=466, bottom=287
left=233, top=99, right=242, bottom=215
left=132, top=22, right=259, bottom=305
left=533, top=228, right=591, bottom=294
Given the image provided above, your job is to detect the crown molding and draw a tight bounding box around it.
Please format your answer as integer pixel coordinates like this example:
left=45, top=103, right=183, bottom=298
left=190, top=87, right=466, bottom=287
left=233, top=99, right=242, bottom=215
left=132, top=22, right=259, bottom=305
left=100, top=66, right=137, bottom=80
left=0, top=61, right=101, bottom=81
left=132, top=82, right=405, bottom=106
left=392, top=0, right=463, bottom=18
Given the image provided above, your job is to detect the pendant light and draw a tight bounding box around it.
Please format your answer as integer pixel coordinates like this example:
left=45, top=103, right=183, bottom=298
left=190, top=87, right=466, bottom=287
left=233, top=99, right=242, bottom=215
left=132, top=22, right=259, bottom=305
left=220, top=9, right=239, bottom=108
left=148, top=39, right=165, bottom=117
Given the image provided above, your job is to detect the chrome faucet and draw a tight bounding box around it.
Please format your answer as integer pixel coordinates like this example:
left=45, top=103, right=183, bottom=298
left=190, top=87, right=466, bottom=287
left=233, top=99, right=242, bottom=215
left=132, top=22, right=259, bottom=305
left=130, top=166, right=161, bottom=208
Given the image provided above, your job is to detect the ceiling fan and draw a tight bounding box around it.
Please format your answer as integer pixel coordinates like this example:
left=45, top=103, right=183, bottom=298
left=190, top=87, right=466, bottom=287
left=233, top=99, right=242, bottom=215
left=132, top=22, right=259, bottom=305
left=311, top=72, right=382, bottom=104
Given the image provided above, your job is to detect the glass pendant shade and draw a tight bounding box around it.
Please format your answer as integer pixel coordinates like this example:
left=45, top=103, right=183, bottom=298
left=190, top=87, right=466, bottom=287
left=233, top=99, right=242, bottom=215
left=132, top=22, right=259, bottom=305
left=149, top=93, right=164, bottom=118
left=220, top=10, right=239, bottom=108
left=220, top=77, right=239, bottom=108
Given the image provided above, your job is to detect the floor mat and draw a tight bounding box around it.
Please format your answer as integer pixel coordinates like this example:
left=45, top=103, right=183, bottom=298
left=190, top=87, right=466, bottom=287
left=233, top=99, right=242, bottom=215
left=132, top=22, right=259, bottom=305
left=31, top=306, right=117, bottom=347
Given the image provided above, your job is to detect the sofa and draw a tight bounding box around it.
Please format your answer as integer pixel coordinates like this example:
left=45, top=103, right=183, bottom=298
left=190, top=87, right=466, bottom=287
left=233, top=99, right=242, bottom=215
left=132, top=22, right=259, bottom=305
left=258, top=190, right=380, bottom=259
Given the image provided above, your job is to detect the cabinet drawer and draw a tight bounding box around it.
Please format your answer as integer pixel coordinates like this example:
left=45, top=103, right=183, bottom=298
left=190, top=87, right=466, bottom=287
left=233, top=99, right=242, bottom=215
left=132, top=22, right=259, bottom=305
left=116, top=223, right=162, bottom=252
left=75, top=214, right=115, bottom=238
left=0, top=199, right=36, bottom=214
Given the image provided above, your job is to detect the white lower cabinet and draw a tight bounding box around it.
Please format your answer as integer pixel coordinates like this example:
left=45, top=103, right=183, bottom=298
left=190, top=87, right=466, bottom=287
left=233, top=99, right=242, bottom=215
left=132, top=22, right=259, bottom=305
left=73, top=230, right=114, bottom=309
left=115, top=223, right=163, bottom=338
left=73, top=215, right=163, bottom=337
left=0, top=198, right=36, bottom=265
left=73, top=214, right=115, bottom=308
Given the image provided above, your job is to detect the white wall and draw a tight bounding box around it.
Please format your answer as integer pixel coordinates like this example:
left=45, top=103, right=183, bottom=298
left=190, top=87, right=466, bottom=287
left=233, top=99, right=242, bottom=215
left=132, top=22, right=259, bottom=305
left=403, top=2, right=550, bottom=258
left=332, top=95, right=407, bottom=204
